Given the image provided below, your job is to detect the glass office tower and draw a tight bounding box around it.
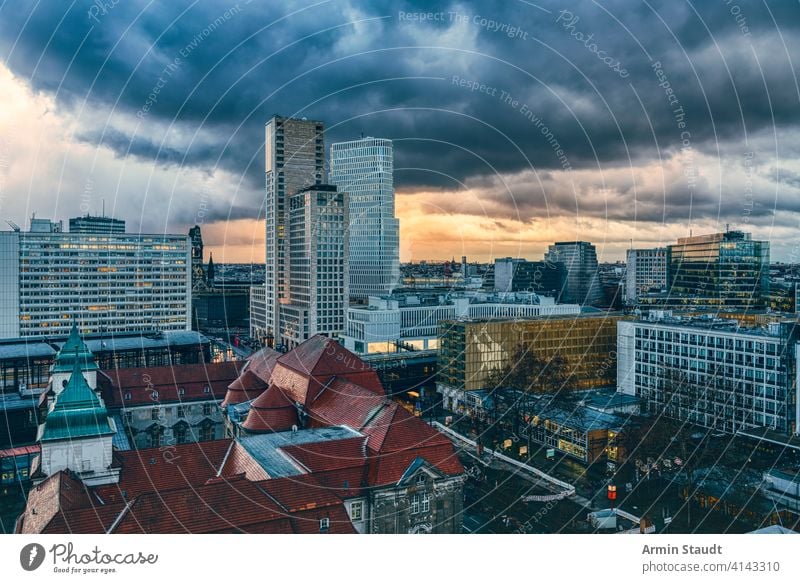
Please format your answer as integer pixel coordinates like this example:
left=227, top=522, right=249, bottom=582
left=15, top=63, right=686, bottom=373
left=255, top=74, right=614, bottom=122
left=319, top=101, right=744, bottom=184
left=667, top=231, right=769, bottom=309
left=330, top=137, right=400, bottom=300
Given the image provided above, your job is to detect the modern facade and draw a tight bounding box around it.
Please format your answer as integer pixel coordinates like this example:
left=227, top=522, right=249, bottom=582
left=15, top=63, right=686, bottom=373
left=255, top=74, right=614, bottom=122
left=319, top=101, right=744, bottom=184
left=330, top=137, right=400, bottom=300
left=617, top=314, right=799, bottom=435
left=280, top=184, right=348, bottom=348
left=437, top=313, right=622, bottom=411
left=264, top=115, right=325, bottom=346
left=342, top=291, right=581, bottom=355
left=494, top=257, right=567, bottom=299
left=0, top=218, right=191, bottom=339
left=665, top=231, right=769, bottom=309
left=544, top=241, right=603, bottom=305
left=624, top=247, right=667, bottom=304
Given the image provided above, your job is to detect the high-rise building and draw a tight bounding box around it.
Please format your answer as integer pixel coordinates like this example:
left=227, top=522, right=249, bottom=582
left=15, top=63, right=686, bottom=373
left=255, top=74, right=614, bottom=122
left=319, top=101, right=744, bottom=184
left=493, top=257, right=567, bottom=299
left=263, top=116, right=325, bottom=346
left=0, top=218, right=191, bottom=339
left=617, top=315, right=798, bottom=435
left=544, top=241, right=603, bottom=305
left=624, top=247, right=666, bottom=304
left=279, top=185, right=348, bottom=348
left=69, top=214, right=125, bottom=234
left=666, top=230, right=769, bottom=309
left=330, top=137, right=399, bottom=300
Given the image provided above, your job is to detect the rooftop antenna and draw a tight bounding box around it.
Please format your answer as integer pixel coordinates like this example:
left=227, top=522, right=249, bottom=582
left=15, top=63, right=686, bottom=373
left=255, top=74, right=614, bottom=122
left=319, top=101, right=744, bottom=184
left=102, top=199, right=105, bottom=217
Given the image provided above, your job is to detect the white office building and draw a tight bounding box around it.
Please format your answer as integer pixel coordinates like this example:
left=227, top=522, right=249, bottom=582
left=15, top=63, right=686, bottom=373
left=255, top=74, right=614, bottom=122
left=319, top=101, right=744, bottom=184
left=330, top=137, right=400, bottom=300
left=263, top=115, right=325, bottom=346
left=624, top=248, right=666, bottom=304
left=279, top=185, right=348, bottom=348
left=0, top=218, right=191, bottom=339
left=342, top=292, right=581, bottom=355
left=617, top=314, right=799, bottom=435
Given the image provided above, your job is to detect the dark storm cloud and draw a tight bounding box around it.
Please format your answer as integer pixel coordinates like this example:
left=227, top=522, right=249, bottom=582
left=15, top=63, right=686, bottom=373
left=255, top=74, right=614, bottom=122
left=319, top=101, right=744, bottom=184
left=1, top=0, right=800, bottom=226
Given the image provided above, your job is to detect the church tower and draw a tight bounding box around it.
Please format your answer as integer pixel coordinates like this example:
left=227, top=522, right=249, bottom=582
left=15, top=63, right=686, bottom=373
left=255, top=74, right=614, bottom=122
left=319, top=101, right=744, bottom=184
left=35, top=351, right=119, bottom=486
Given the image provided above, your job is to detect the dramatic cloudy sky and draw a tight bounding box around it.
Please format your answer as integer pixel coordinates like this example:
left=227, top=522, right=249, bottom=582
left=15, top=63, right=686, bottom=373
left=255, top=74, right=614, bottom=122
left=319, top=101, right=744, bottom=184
left=1, top=0, right=799, bottom=262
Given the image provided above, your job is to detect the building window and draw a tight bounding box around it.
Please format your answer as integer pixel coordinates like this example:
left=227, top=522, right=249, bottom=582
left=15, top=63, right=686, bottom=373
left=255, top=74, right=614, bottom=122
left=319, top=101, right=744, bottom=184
left=421, top=492, right=430, bottom=513
left=151, top=408, right=161, bottom=420
left=178, top=387, right=185, bottom=396
left=177, top=407, right=185, bottom=418
left=202, top=403, right=213, bottom=416
left=411, top=494, right=420, bottom=515
left=416, top=473, right=426, bottom=486
left=200, top=424, right=214, bottom=441
left=124, top=392, right=131, bottom=400
left=319, top=517, right=330, bottom=532
left=350, top=501, right=363, bottom=521
left=203, top=385, right=211, bottom=394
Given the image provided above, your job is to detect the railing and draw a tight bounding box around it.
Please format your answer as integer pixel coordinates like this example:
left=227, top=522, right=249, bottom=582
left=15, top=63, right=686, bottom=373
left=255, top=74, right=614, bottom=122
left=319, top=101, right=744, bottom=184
left=432, top=421, right=576, bottom=496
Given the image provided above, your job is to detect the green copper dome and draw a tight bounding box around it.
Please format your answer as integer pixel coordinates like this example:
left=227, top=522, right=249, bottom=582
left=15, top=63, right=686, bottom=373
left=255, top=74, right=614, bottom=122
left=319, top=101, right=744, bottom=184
left=50, top=322, right=99, bottom=373
left=39, top=351, right=115, bottom=442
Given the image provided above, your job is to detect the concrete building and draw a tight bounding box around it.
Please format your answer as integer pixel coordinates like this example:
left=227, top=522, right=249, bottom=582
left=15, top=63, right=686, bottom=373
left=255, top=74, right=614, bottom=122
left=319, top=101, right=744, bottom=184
left=617, top=314, right=799, bottom=435
left=279, top=184, right=348, bottom=348
left=624, top=247, right=666, bottom=304
left=494, top=257, right=567, bottom=299
left=437, top=313, right=622, bottom=411
left=0, top=217, right=191, bottom=339
left=342, top=291, right=581, bottom=355
left=68, top=214, right=125, bottom=234
left=330, top=137, right=400, bottom=300
left=263, top=115, right=325, bottom=347
left=544, top=241, right=603, bottom=305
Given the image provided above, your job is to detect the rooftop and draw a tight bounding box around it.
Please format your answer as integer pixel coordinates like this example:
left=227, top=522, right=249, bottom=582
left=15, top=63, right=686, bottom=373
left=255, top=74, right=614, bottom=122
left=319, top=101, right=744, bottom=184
left=238, top=426, right=362, bottom=478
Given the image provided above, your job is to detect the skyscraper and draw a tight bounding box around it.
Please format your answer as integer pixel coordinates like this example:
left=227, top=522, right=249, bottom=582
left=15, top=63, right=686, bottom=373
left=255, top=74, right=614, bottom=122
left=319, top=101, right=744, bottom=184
left=666, top=230, right=769, bottom=309
left=263, top=116, right=325, bottom=346
left=280, top=184, right=348, bottom=348
left=544, top=241, right=603, bottom=305
left=330, top=137, right=399, bottom=300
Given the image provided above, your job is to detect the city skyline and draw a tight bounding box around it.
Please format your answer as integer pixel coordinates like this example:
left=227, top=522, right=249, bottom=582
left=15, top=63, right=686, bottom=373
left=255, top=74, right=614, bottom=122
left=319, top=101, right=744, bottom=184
left=2, top=3, right=800, bottom=263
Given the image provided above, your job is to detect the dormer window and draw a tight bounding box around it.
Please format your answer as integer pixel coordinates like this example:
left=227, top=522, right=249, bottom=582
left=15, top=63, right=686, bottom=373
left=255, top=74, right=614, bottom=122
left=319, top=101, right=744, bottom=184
left=124, top=393, right=131, bottom=400
left=178, top=388, right=185, bottom=396
left=416, top=473, right=426, bottom=486
left=319, top=517, right=330, bottom=532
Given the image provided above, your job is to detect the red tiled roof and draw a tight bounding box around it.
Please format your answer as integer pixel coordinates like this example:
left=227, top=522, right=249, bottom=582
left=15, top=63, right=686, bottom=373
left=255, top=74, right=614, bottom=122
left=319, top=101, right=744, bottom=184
left=305, top=377, right=387, bottom=429
left=259, top=473, right=346, bottom=513
left=280, top=436, right=367, bottom=473
left=221, top=370, right=268, bottom=407
left=94, top=439, right=233, bottom=504
left=112, top=478, right=290, bottom=534
left=99, top=361, right=242, bottom=407
left=218, top=442, right=270, bottom=481
left=246, top=346, right=281, bottom=383
left=0, top=444, right=40, bottom=458
left=367, top=445, right=464, bottom=486
left=270, top=335, right=384, bottom=406
left=241, top=386, right=298, bottom=433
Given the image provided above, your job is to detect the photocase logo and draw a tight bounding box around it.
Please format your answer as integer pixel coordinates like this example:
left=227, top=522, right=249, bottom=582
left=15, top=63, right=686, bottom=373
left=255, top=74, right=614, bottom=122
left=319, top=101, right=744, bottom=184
left=20, top=543, right=46, bottom=571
